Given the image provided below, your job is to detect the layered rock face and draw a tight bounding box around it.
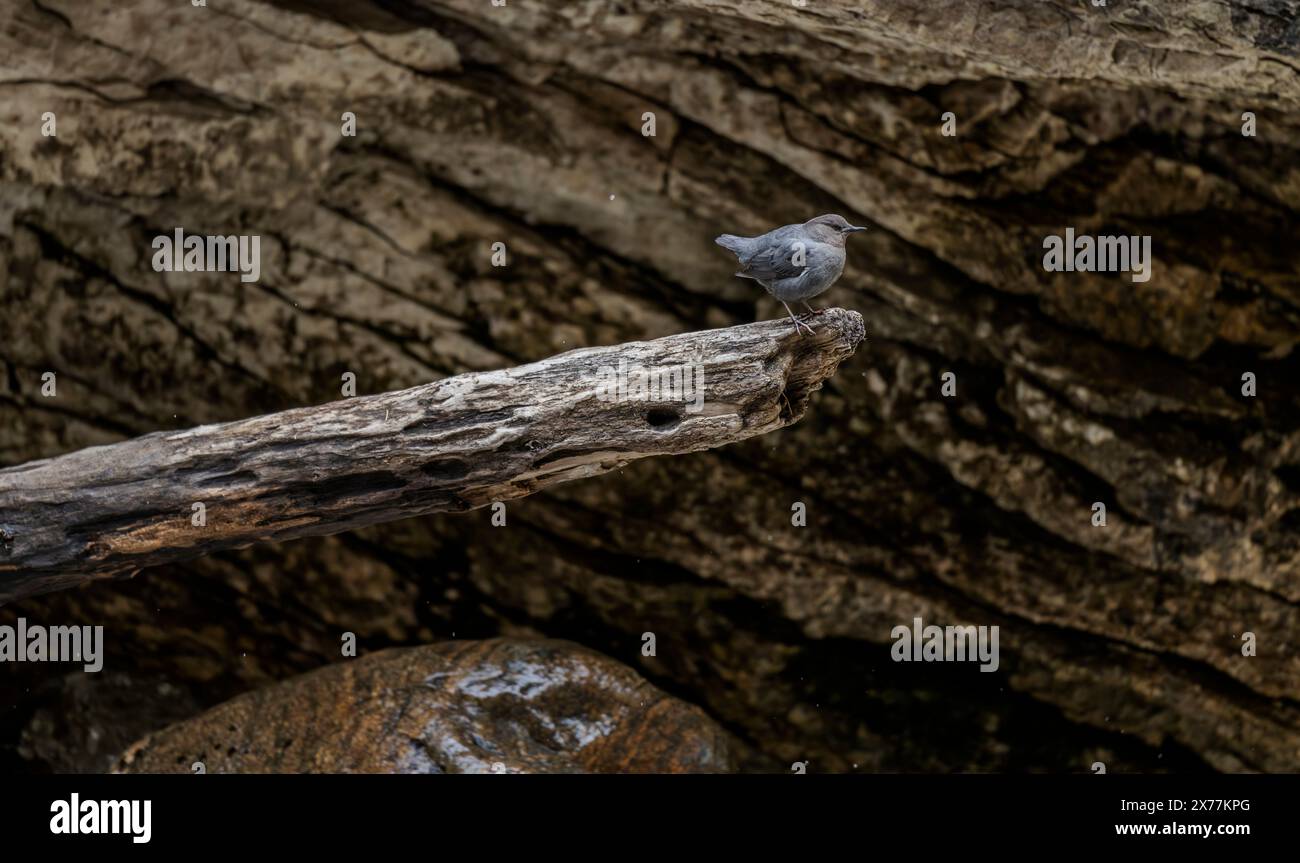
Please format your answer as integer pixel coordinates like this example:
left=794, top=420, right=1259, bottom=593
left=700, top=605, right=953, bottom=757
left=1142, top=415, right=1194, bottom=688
left=2, top=1, right=1298, bottom=772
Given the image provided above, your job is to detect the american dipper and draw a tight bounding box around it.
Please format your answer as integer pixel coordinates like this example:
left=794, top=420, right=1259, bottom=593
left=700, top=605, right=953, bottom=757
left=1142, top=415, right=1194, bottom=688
left=716, top=214, right=867, bottom=335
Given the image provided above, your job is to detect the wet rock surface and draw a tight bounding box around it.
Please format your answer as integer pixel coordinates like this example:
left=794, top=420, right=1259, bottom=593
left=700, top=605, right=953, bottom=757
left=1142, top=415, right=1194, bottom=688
left=113, top=639, right=737, bottom=773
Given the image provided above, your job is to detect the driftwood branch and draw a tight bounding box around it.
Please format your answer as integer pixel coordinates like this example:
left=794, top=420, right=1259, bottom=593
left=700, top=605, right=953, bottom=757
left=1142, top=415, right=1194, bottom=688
left=0, top=309, right=864, bottom=603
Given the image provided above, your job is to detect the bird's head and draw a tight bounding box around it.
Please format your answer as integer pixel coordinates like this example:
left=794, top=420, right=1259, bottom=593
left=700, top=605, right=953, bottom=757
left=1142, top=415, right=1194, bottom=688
left=806, top=214, right=868, bottom=244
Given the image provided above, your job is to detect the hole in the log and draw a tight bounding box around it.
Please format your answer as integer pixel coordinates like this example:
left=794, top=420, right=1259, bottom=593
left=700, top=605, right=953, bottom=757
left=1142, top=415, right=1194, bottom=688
left=530, top=447, right=633, bottom=471
left=263, top=471, right=406, bottom=506
left=646, top=408, right=682, bottom=429
left=70, top=509, right=175, bottom=537
left=534, top=448, right=595, bottom=468
left=421, top=458, right=470, bottom=481
left=0, top=526, right=12, bottom=555
left=393, top=487, right=462, bottom=511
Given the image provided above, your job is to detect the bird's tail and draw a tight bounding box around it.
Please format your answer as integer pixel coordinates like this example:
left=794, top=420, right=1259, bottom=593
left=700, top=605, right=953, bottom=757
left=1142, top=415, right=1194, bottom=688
left=714, top=234, right=747, bottom=254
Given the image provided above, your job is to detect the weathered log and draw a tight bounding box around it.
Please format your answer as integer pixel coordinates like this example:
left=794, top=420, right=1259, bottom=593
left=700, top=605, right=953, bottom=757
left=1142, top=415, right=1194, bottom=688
left=0, top=309, right=864, bottom=603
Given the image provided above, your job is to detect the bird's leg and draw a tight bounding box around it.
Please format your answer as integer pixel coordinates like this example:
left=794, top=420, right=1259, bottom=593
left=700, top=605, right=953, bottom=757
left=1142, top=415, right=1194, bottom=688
left=799, top=301, right=823, bottom=319
left=781, top=301, right=817, bottom=336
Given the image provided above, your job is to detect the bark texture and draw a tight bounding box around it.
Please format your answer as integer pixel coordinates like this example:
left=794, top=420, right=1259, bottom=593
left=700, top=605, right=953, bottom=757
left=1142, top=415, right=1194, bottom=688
left=0, top=309, right=862, bottom=601
left=1, top=0, right=1299, bottom=773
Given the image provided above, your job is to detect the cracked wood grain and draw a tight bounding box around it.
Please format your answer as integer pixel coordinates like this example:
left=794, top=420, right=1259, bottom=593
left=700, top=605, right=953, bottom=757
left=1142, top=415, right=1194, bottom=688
left=0, top=309, right=865, bottom=603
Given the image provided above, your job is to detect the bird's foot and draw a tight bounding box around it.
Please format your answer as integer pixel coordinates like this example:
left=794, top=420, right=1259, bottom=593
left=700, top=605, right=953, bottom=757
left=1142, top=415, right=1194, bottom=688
left=791, top=317, right=817, bottom=337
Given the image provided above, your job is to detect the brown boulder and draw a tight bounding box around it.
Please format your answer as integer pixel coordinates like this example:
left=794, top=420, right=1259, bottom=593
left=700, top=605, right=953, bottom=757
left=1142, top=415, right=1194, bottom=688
left=113, top=639, right=736, bottom=774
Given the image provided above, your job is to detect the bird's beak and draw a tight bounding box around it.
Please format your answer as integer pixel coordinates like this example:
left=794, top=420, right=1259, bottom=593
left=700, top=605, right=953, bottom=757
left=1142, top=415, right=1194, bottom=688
left=844, top=225, right=868, bottom=233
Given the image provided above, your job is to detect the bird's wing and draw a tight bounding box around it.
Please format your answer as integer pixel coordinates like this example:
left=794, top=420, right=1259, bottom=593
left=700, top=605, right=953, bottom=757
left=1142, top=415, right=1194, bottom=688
left=736, top=238, right=827, bottom=281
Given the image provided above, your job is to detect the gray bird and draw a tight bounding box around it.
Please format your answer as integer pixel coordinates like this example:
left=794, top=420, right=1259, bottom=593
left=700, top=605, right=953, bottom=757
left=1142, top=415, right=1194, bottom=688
left=716, top=214, right=867, bottom=335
